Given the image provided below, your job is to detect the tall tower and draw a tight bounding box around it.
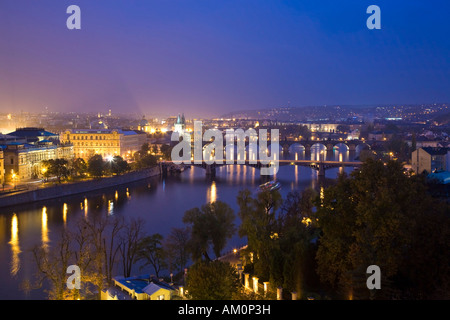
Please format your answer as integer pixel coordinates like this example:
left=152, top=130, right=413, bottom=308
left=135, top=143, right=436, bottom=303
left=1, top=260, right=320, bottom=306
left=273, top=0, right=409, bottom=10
left=174, top=113, right=186, bottom=133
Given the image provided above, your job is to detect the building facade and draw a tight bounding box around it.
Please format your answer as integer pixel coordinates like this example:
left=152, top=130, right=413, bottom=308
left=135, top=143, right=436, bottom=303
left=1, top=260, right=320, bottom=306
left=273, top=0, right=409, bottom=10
left=0, top=148, right=4, bottom=185
left=61, top=129, right=147, bottom=161
left=412, top=147, right=450, bottom=174
left=3, top=142, right=74, bottom=183
left=101, top=275, right=176, bottom=300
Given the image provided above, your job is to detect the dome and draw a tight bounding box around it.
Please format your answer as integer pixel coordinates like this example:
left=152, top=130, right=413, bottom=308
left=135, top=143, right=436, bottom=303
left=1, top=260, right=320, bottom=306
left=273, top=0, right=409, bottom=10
left=139, top=116, right=149, bottom=127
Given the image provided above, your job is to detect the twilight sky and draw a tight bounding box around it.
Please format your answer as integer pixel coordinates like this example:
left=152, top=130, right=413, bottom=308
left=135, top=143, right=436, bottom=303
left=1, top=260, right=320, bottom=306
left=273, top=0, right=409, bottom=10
left=0, top=0, right=449, bottom=118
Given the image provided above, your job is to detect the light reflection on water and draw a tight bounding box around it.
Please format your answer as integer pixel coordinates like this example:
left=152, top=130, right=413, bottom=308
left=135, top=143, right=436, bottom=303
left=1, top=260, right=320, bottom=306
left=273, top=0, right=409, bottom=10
left=0, top=149, right=359, bottom=299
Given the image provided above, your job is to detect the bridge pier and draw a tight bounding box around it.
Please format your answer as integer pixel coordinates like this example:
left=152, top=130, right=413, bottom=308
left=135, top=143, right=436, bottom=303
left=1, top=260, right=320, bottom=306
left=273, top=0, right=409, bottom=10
left=205, top=164, right=216, bottom=177
left=318, top=163, right=325, bottom=177
left=160, top=162, right=168, bottom=177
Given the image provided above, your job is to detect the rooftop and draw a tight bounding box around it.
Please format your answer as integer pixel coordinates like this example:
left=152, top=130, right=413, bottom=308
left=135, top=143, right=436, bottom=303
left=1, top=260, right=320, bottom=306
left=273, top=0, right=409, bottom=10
left=113, top=274, right=175, bottom=295
left=8, top=128, right=58, bottom=137
left=422, top=147, right=449, bottom=156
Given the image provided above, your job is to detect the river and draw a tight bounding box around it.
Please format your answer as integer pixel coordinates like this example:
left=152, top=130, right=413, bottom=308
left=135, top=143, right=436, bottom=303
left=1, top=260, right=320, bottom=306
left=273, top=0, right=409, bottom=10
left=0, top=145, right=361, bottom=299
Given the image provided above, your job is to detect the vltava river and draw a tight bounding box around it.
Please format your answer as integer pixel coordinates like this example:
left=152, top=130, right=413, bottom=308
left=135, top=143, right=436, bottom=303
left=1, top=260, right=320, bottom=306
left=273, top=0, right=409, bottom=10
left=0, top=145, right=360, bottom=299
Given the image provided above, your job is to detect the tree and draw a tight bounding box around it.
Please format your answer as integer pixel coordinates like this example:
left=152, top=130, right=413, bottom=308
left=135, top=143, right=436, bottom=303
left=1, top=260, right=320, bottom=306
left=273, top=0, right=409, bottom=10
left=277, top=189, right=320, bottom=294
left=236, top=189, right=282, bottom=280
left=29, top=216, right=123, bottom=300
left=183, top=201, right=236, bottom=261
left=70, top=158, right=87, bottom=178
left=87, top=154, right=105, bottom=178
left=30, top=230, right=77, bottom=300
left=136, top=234, right=166, bottom=278
left=136, top=154, right=158, bottom=169
left=151, top=144, right=159, bottom=154
left=118, top=218, right=146, bottom=278
left=185, top=260, right=240, bottom=300
left=110, top=155, right=130, bottom=175
left=41, top=159, right=69, bottom=183
left=160, top=144, right=173, bottom=160
left=164, top=227, right=190, bottom=277
left=314, top=158, right=450, bottom=299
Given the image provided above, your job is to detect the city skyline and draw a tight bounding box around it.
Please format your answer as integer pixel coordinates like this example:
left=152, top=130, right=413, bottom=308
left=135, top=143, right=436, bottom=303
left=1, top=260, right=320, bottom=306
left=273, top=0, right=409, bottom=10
left=1, top=1, right=450, bottom=118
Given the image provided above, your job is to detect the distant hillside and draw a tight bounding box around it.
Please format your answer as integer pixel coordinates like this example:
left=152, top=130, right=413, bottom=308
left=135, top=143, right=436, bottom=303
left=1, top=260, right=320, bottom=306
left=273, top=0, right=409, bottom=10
left=220, top=105, right=376, bottom=122
left=434, top=112, right=450, bottom=125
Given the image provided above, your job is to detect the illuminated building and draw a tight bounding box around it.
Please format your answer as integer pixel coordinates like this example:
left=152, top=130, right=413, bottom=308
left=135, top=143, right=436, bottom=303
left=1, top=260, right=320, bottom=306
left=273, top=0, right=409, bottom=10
left=61, top=128, right=147, bottom=160
left=0, top=148, right=4, bottom=185
left=3, top=142, right=74, bottom=183
left=174, top=113, right=186, bottom=134
left=138, top=116, right=152, bottom=133
left=101, top=275, right=175, bottom=300
left=412, top=147, right=450, bottom=174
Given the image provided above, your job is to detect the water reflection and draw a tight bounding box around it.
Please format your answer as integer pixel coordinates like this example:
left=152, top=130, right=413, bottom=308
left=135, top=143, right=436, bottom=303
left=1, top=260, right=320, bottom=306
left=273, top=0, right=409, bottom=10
left=108, top=200, right=114, bottom=216
left=84, top=198, right=88, bottom=217
left=0, top=149, right=361, bottom=299
left=9, top=214, right=20, bottom=276
left=207, top=181, right=217, bottom=203
left=63, top=203, right=68, bottom=226
left=42, top=206, right=49, bottom=250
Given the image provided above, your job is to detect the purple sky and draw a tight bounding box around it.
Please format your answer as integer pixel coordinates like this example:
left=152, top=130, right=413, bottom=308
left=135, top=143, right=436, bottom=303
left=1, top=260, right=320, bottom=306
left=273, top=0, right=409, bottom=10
left=1, top=0, right=449, bottom=118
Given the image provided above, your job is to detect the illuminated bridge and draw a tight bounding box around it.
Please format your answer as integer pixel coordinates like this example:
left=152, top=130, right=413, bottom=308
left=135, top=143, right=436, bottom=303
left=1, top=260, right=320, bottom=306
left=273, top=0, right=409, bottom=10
left=160, top=159, right=362, bottom=177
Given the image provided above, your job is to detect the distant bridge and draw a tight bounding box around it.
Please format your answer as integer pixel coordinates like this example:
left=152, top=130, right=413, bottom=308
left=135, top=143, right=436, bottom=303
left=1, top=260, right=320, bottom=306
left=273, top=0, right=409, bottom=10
left=161, top=159, right=362, bottom=178
left=186, top=138, right=373, bottom=154
left=280, top=139, right=372, bottom=153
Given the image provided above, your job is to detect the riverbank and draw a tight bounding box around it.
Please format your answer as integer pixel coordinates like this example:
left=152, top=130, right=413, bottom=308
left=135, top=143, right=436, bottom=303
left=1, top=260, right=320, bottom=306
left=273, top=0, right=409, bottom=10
left=0, top=166, right=161, bottom=209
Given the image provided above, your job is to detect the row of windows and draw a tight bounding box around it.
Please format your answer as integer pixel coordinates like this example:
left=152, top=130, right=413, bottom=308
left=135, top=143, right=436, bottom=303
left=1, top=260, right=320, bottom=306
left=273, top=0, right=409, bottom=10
left=9, top=154, right=52, bottom=165
left=68, top=135, right=118, bottom=141
left=75, top=152, right=118, bottom=158
left=74, top=142, right=120, bottom=147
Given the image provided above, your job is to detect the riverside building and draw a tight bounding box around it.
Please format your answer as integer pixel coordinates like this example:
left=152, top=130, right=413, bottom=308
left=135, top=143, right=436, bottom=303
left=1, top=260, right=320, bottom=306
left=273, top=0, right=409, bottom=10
left=61, top=128, right=147, bottom=161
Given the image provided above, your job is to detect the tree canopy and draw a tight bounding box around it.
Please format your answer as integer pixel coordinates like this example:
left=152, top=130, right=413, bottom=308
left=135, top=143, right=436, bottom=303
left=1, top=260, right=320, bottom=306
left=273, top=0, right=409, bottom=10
left=314, top=158, right=450, bottom=299
left=183, top=201, right=236, bottom=262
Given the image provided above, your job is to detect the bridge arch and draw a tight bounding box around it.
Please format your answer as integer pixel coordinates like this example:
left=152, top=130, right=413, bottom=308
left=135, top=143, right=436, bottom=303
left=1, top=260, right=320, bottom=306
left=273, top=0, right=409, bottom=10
left=288, top=143, right=305, bottom=154
left=355, top=143, right=371, bottom=153
left=333, top=142, right=349, bottom=152
left=310, top=142, right=327, bottom=151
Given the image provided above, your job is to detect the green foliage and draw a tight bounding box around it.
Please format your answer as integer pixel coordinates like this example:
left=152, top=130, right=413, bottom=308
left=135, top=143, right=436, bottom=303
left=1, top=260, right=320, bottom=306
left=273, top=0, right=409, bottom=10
left=70, top=158, right=87, bottom=177
left=133, top=143, right=159, bottom=169
left=386, top=134, right=411, bottom=162
left=136, top=154, right=158, bottom=169
left=164, top=227, right=190, bottom=276
left=136, top=234, right=166, bottom=278
left=41, top=159, right=69, bottom=183
left=237, top=188, right=319, bottom=296
left=109, top=155, right=130, bottom=175
left=314, top=158, right=450, bottom=299
left=159, top=144, right=173, bottom=160
left=87, top=154, right=105, bottom=178
left=183, top=201, right=236, bottom=261
left=185, top=260, right=240, bottom=300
